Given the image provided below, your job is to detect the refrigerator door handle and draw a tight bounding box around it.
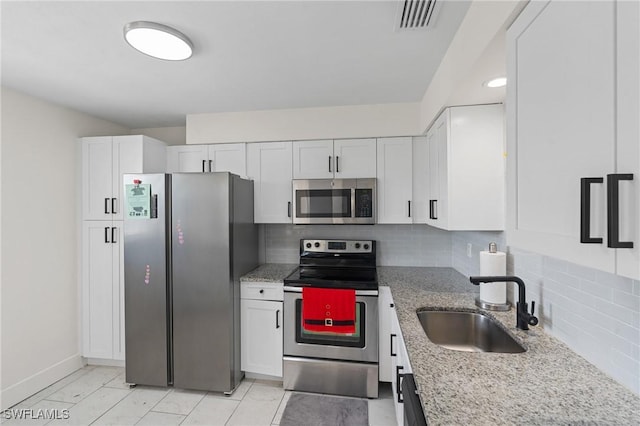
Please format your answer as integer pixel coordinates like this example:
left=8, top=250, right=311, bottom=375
left=607, top=173, right=634, bottom=248
left=580, top=177, right=604, bottom=244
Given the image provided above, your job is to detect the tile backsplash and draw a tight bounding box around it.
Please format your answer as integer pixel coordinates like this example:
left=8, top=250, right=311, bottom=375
left=452, top=231, right=640, bottom=395
left=260, top=224, right=452, bottom=267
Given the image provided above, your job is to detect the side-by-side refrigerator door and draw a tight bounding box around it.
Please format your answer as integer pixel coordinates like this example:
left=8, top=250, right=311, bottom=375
left=123, top=173, right=171, bottom=387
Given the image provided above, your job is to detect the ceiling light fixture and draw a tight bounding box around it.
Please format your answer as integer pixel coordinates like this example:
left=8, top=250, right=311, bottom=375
left=484, top=77, right=507, bottom=88
left=124, top=21, right=193, bottom=61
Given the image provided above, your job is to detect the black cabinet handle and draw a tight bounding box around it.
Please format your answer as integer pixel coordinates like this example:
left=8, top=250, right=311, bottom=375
left=328, top=156, right=332, bottom=173
left=390, top=333, right=397, bottom=357
left=209, top=160, right=213, bottom=172
left=202, top=160, right=206, bottom=173
left=408, top=200, right=411, bottom=218
left=104, top=227, right=110, bottom=243
left=336, top=156, right=340, bottom=173
left=111, top=227, right=117, bottom=244
left=396, top=365, right=404, bottom=403
left=607, top=173, right=634, bottom=248
left=111, top=198, right=117, bottom=214
left=429, top=200, right=438, bottom=219
left=580, top=177, right=604, bottom=243
left=276, top=310, right=280, bottom=329
left=288, top=201, right=292, bottom=218
left=104, top=198, right=110, bottom=214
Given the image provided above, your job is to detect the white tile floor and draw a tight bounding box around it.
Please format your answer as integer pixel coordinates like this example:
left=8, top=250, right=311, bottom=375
left=3, top=366, right=397, bottom=426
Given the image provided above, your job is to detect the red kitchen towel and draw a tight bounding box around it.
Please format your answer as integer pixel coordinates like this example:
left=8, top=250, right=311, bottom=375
left=302, top=287, right=356, bottom=334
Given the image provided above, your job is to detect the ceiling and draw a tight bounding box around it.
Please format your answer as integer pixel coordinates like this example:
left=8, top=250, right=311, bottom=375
left=1, top=1, right=476, bottom=129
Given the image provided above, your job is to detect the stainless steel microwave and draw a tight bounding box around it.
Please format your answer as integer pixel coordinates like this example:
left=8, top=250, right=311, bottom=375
left=292, top=178, right=376, bottom=224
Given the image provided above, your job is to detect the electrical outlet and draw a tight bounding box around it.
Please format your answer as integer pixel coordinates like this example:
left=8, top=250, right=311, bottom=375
left=466, top=243, right=473, bottom=258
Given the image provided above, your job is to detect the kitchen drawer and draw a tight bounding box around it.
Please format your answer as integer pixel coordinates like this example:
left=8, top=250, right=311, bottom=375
left=241, top=282, right=284, bottom=301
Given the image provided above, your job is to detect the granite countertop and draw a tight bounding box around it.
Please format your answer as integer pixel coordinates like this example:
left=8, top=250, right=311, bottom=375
left=240, top=263, right=297, bottom=283
left=381, top=267, right=640, bottom=425
left=240, top=264, right=640, bottom=424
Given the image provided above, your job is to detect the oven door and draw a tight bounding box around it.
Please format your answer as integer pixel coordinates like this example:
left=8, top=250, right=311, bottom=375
left=283, top=287, right=378, bottom=363
left=292, top=179, right=375, bottom=224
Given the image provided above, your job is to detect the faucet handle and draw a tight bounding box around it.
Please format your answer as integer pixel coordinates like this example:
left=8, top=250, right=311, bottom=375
left=528, top=301, right=539, bottom=326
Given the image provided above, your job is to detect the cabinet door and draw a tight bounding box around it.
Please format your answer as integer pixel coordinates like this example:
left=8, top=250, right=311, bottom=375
left=615, top=0, right=640, bottom=279
left=207, top=143, right=246, bottom=176
left=166, top=145, right=207, bottom=172
left=377, top=137, right=413, bottom=224
left=412, top=136, right=428, bottom=223
left=390, top=309, right=404, bottom=426
left=241, top=299, right=283, bottom=377
left=112, top=136, right=144, bottom=221
left=334, top=139, right=376, bottom=178
left=82, top=137, right=113, bottom=221
left=507, top=0, right=616, bottom=272
left=292, top=140, right=334, bottom=179
left=82, top=221, right=115, bottom=359
left=378, top=286, right=393, bottom=382
left=247, top=142, right=293, bottom=223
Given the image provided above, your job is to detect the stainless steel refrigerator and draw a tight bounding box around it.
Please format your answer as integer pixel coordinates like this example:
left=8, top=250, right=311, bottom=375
left=122, top=172, right=258, bottom=393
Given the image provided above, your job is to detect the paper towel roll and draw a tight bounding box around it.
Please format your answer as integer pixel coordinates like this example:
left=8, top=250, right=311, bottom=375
left=479, top=250, right=507, bottom=304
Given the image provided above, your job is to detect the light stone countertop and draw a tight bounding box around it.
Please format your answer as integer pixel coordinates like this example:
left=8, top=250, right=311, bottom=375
left=240, top=264, right=640, bottom=424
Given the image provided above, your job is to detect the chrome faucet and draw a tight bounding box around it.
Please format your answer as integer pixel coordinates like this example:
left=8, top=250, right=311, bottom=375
left=469, top=275, right=539, bottom=330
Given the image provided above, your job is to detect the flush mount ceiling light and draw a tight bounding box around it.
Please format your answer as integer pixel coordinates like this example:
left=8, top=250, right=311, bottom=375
left=124, top=21, right=193, bottom=61
left=484, top=77, right=507, bottom=88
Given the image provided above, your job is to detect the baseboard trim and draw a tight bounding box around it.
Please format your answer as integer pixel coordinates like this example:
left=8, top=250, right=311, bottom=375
left=84, top=358, right=125, bottom=368
left=1, top=354, right=84, bottom=410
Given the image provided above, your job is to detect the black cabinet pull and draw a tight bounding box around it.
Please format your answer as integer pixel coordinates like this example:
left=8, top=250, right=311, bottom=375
left=111, top=227, right=117, bottom=244
left=580, top=177, right=604, bottom=243
left=202, top=160, right=206, bottom=173
left=429, top=200, right=438, bottom=219
left=607, top=173, right=634, bottom=248
left=288, top=201, right=292, bottom=218
left=328, top=156, right=332, bottom=173
left=104, top=227, right=110, bottom=243
left=208, top=160, right=213, bottom=172
left=408, top=200, right=411, bottom=218
left=276, top=310, right=280, bottom=329
left=104, top=198, right=110, bottom=214
left=336, top=156, right=340, bottom=173
left=396, top=365, right=404, bottom=403
left=390, top=333, right=397, bottom=357
left=111, top=198, right=117, bottom=214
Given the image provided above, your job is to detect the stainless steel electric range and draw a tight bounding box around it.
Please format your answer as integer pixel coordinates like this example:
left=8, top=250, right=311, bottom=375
left=283, top=239, right=379, bottom=398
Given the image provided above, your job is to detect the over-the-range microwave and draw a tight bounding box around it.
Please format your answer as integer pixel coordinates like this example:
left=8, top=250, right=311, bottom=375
left=292, top=178, right=376, bottom=225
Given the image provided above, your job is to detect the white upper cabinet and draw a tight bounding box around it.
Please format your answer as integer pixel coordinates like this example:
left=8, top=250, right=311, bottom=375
left=507, top=0, right=638, bottom=279
left=292, top=139, right=376, bottom=179
left=247, top=142, right=293, bottom=224
left=411, top=136, right=429, bottom=223
left=166, top=143, right=246, bottom=176
left=82, top=135, right=166, bottom=221
left=377, top=137, right=413, bottom=224
left=425, top=105, right=505, bottom=231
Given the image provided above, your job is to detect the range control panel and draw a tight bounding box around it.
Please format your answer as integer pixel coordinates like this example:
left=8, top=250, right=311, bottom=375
left=302, top=239, right=374, bottom=253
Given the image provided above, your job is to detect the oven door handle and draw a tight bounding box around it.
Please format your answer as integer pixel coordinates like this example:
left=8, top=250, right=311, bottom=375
left=283, top=286, right=378, bottom=296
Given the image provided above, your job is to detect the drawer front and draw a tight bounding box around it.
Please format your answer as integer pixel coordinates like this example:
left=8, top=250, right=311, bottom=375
left=241, top=282, right=284, bottom=301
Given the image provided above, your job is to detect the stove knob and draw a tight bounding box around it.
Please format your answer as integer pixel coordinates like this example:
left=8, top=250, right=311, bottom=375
left=363, top=243, right=370, bottom=250
left=355, top=243, right=361, bottom=249
left=314, top=242, right=320, bottom=248
left=306, top=242, right=312, bottom=249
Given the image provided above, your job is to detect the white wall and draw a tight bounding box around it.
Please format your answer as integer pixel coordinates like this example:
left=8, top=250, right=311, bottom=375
left=0, top=87, right=128, bottom=409
left=130, top=126, right=186, bottom=146
left=186, top=103, right=422, bottom=144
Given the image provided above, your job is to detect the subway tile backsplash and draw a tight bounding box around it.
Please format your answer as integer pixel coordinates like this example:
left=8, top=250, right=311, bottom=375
left=452, top=231, right=640, bottom=395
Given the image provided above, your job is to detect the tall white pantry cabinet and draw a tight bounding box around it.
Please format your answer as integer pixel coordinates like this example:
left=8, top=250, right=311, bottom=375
left=507, top=0, right=639, bottom=279
left=80, top=135, right=166, bottom=361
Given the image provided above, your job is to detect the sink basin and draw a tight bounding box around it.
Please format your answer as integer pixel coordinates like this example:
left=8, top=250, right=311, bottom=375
left=417, top=310, right=526, bottom=353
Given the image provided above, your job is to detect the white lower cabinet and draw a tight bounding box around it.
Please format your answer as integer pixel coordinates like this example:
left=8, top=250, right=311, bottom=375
left=378, top=286, right=393, bottom=382
left=82, top=221, right=125, bottom=360
left=241, top=282, right=283, bottom=378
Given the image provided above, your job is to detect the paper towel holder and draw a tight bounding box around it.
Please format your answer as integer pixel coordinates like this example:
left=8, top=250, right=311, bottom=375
left=475, top=242, right=511, bottom=311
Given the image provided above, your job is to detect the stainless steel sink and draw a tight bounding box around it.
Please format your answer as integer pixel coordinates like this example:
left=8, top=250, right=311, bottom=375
left=417, top=310, right=526, bottom=353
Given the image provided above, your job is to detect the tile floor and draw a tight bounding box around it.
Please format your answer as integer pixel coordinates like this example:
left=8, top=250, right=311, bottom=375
left=3, top=366, right=397, bottom=426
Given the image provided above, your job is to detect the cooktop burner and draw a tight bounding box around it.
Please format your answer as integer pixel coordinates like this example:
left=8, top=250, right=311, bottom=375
left=283, top=239, right=378, bottom=290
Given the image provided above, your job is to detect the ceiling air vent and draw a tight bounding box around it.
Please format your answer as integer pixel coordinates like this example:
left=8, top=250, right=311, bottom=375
left=398, top=0, right=438, bottom=29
